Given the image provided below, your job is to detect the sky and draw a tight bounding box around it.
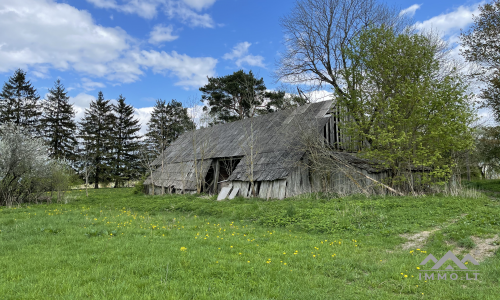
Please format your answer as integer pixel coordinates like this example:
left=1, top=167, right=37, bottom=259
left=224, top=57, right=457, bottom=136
left=0, top=0, right=490, bottom=131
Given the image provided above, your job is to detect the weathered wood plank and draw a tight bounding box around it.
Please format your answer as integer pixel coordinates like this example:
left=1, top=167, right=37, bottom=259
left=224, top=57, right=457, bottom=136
left=217, top=185, right=232, bottom=201
left=258, top=181, right=269, bottom=199
left=228, top=187, right=239, bottom=199
left=278, top=180, right=286, bottom=200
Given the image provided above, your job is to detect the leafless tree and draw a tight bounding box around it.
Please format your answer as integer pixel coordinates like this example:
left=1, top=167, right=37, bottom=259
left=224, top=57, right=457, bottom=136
left=276, top=0, right=408, bottom=94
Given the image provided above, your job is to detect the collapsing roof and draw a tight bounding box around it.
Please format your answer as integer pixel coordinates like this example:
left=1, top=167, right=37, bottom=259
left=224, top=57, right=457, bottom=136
left=145, top=101, right=333, bottom=190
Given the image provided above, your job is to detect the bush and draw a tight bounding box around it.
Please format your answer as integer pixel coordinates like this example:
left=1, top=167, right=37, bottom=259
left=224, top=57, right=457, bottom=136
left=133, top=176, right=146, bottom=194
left=0, top=123, right=74, bottom=205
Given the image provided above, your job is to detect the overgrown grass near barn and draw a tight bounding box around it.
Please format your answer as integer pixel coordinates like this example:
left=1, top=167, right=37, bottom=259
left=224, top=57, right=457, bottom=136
left=1, top=189, right=500, bottom=299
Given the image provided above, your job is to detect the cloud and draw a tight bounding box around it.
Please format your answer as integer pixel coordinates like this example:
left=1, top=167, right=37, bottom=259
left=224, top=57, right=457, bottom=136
left=414, top=4, right=481, bottom=36
left=134, top=106, right=154, bottom=134
left=86, top=0, right=216, bottom=27
left=163, top=1, right=215, bottom=28
left=69, top=93, right=96, bottom=121
left=86, top=0, right=159, bottom=19
left=400, top=4, right=421, bottom=18
left=148, top=24, right=179, bottom=44
left=131, top=50, right=217, bottom=87
left=223, top=42, right=265, bottom=68
left=0, top=0, right=218, bottom=89
left=306, top=90, right=334, bottom=103
left=182, top=0, right=216, bottom=11
left=80, top=78, right=106, bottom=91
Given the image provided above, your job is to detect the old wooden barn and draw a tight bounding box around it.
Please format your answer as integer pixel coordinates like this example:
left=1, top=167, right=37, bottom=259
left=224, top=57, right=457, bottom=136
left=144, top=100, right=390, bottom=199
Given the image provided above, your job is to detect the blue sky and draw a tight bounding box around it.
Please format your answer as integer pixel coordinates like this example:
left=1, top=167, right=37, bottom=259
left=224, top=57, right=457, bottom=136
left=0, top=0, right=487, bottom=130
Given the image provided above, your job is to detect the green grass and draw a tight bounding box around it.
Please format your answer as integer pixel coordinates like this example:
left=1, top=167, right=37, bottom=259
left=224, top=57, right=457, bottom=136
left=465, top=179, right=500, bottom=192
left=1, top=188, right=500, bottom=299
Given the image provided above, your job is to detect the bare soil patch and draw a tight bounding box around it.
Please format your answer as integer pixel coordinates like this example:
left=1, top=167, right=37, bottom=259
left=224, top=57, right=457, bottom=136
left=452, top=235, right=500, bottom=262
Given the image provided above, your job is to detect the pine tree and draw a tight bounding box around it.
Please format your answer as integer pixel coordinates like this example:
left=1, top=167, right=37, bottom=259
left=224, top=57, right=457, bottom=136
left=146, top=99, right=194, bottom=194
left=0, top=69, right=41, bottom=134
left=79, top=91, right=115, bottom=189
left=40, top=79, right=77, bottom=161
left=110, top=95, right=142, bottom=187
left=146, top=99, right=194, bottom=155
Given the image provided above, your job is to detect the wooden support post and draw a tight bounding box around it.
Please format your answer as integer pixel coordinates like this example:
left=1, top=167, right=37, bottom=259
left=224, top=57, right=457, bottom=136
left=214, top=160, right=220, bottom=194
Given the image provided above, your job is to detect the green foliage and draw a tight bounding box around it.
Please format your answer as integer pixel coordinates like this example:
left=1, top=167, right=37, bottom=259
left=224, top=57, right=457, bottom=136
left=337, top=26, right=475, bottom=185
left=199, top=70, right=302, bottom=125
left=146, top=99, right=193, bottom=156
left=78, top=91, right=115, bottom=189
left=457, top=237, right=477, bottom=249
left=465, top=179, right=500, bottom=192
left=40, top=79, right=77, bottom=162
left=0, top=69, right=41, bottom=135
left=461, top=0, right=500, bottom=121
left=133, top=176, right=146, bottom=194
left=110, top=95, right=142, bottom=187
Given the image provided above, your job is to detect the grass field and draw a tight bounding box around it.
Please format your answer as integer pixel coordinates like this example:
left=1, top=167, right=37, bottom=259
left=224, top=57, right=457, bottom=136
left=1, top=188, right=500, bottom=299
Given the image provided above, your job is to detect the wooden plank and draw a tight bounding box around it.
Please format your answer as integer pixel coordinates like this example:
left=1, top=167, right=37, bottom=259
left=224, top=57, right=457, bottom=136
left=259, top=181, right=269, bottom=199
left=240, top=182, right=249, bottom=198
left=278, top=180, right=286, bottom=200
left=270, top=181, right=280, bottom=199
left=217, top=185, right=232, bottom=201
left=266, top=181, right=274, bottom=200
left=228, top=187, right=239, bottom=199
left=214, top=160, right=220, bottom=193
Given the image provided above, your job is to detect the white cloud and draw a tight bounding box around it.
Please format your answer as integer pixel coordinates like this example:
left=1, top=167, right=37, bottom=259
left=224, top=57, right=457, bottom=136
left=86, top=0, right=216, bottom=27
left=182, top=0, right=216, bottom=11
left=80, top=78, right=106, bottom=91
left=414, top=4, right=481, bottom=36
left=306, top=90, right=334, bottom=103
left=69, top=93, right=96, bottom=121
left=163, top=1, right=215, bottom=28
left=148, top=24, right=179, bottom=44
left=0, top=0, right=218, bottom=89
left=131, top=50, right=218, bottom=87
left=135, top=106, right=154, bottom=134
left=223, top=42, right=265, bottom=68
left=400, top=4, right=421, bottom=18
left=86, top=0, right=159, bottom=19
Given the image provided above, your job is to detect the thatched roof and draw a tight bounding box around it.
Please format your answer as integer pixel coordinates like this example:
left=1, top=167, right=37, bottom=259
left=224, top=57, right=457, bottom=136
left=144, top=101, right=333, bottom=189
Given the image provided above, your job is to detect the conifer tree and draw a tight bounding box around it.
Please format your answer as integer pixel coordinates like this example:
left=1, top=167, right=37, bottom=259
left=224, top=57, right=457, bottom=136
left=79, top=91, right=115, bottom=189
left=110, top=95, right=142, bottom=187
left=40, top=79, right=77, bottom=161
left=0, top=69, right=41, bottom=134
left=146, top=99, right=194, bottom=155
left=146, top=99, right=194, bottom=194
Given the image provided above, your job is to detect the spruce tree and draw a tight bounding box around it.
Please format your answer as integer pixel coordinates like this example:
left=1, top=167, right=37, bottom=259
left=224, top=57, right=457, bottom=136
left=146, top=99, right=194, bottom=155
left=146, top=99, right=194, bottom=194
left=0, top=69, right=41, bottom=134
left=40, top=79, right=77, bottom=161
left=79, top=91, right=115, bottom=189
left=110, top=95, right=142, bottom=187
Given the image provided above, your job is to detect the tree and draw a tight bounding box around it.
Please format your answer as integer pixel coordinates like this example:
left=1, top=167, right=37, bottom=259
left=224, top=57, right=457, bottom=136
left=110, top=95, right=142, bottom=187
left=475, top=126, right=500, bottom=179
left=460, top=0, right=500, bottom=121
left=146, top=99, right=194, bottom=194
left=78, top=91, right=115, bottom=189
left=200, top=70, right=267, bottom=124
left=0, top=123, right=50, bottom=205
left=40, top=79, right=77, bottom=162
left=336, top=26, right=475, bottom=188
left=276, top=0, right=407, bottom=94
left=199, top=70, right=298, bottom=125
left=146, top=99, right=194, bottom=155
left=0, top=69, right=41, bottom=134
